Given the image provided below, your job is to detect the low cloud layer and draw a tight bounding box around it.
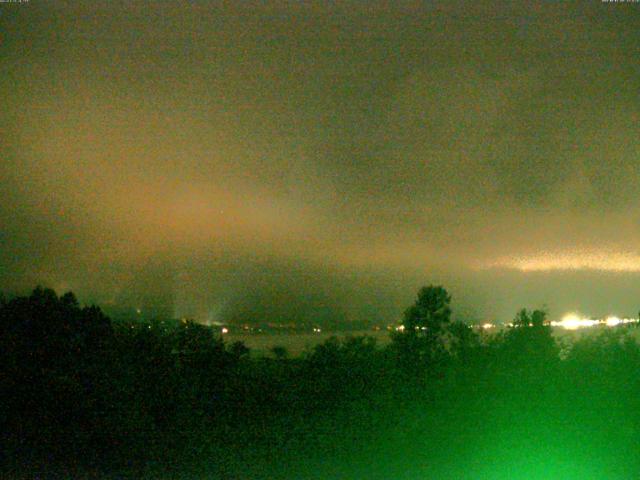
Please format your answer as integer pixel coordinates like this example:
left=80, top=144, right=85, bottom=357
left=2, top=2, right=639, bottom=323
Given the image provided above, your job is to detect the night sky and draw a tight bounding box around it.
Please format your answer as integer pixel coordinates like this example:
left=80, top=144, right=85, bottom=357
left=1, top=1, right=639, bottom=324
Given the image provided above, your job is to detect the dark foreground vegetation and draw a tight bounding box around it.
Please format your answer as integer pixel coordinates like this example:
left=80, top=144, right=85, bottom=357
left=2, top=286, right=640, bottom=479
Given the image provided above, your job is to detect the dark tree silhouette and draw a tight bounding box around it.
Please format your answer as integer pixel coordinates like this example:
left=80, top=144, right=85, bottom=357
left=229, top=340, right=250, bottom=360
left=403, top=285, right=452, bottom=334
left=513, top=308, right=531, bottom=327
left=447, top=320, right=480, bottom=362
left=391, top=286, right=453, bottom=376
left=6, top=283, right=640, bottom=480
left=0, top=286, right=112, bottom=365
left=531, top=309, right=546, bottom=328
left=513, top=307, right=548, bottom=328
left=177, top=320, right=224, bottom=355
left=502, top=307, right=558, bottom=372
left=271, top=345, right=289, bottom=360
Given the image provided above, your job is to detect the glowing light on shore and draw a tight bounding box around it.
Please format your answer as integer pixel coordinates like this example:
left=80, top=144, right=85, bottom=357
left=550, top=314, right=639, bottom=330
left=605, top=316, right=621, bottom=327
left=551, top=314, right=599, bottom=330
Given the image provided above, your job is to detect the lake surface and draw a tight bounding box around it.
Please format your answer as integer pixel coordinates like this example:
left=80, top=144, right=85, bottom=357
left=223, top=330, right=391, bottom=356
left=223, top=326, right=640, bottom=357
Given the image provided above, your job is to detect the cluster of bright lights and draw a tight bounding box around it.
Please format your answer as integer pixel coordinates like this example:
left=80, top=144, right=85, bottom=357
left=550, top=314, right=598, bottom=330
left=394, top=325, right=431, bottom=332
left=551, top=314, right=639, bottom=330
left=394, top=315, right=640, bottom=333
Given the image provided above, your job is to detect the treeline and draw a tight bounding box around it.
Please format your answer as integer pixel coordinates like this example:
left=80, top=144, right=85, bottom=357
left=2, top=286, right=640, bottom=479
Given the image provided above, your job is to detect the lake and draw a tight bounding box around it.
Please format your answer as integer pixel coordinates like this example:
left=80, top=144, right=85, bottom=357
left=223, top=325, right=640, bottom=357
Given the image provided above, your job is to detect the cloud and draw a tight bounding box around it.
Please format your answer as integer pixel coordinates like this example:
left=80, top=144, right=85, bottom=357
left=1, top=1, right=639, bottom=323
